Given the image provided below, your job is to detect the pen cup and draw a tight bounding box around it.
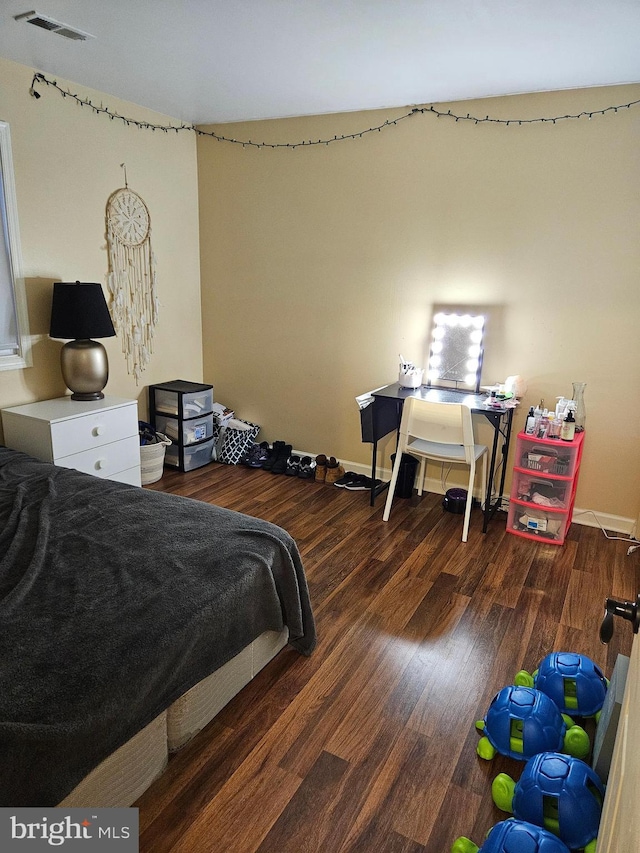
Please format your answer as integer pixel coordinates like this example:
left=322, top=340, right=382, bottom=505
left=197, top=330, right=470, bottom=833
left=398, top=368, right=424, bottom=389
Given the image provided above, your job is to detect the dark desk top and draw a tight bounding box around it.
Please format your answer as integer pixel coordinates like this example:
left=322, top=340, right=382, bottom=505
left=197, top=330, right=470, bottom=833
left=372, top=383, right=516, bottom=415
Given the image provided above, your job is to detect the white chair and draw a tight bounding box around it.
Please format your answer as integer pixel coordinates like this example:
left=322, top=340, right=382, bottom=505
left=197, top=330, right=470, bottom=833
left=382, top=397, right=488, bottom=542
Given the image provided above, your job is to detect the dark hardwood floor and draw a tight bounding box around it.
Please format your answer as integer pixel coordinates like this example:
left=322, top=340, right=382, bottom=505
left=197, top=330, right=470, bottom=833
left=137, top=461, right=637, bottom=852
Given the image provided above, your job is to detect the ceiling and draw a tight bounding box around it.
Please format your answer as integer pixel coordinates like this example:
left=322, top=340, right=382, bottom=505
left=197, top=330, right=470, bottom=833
left=1, top=1, right=639, bottom=125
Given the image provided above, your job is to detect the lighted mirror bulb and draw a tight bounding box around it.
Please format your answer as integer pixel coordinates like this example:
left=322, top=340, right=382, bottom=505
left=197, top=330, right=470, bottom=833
left=446, top=314, right=459, bottom=326
left=429, top=355, right=442, bottom=368
left=468, top=344, right=481, bottom=358
left=428, top=369, right=440, bottom=382
left=432, top=326, right=445, bottom=340
left=464, top=373, right=477, bottom=385
left=431, top=340, right=443, bottom=354
left=460, top=314, right=472, bottom=327
left=434, top=313, right=446, bottom=325
left=473, top=316, right=485, bottom=329
left=466, top=359, right=479, bottom=372
left=470, top=329, right=483, bottom=344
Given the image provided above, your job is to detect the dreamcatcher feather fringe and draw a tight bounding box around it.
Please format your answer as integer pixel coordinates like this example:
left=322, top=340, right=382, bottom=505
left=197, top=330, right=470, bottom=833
left=106, top=188, right=159, bottom=383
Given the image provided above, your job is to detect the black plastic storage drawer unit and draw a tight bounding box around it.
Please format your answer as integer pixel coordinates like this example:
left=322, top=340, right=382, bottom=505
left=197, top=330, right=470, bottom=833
left=149, top=380, right=214, bottom=472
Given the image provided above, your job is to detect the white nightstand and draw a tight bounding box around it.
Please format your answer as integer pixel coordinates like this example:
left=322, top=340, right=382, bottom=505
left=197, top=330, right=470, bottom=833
left=1, top=396, right=141, bottom=486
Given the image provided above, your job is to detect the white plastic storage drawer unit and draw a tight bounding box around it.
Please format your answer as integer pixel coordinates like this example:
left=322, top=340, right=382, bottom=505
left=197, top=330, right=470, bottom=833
left=149, top=380, right=214, bottom=473
left=152, top=383, right=213, bottom=419
left=165, top=438, right=215, bottom=472
left=154, top=412, right=214, bottom=446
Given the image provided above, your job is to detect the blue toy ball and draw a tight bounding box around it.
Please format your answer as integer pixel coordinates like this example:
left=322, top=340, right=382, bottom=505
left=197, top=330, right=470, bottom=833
left=478, top=686, right=588, bottom=761
left=512, top=753, right=604, bottom=851
left=529, top=653, right=607, bottom=717
left=452, top=819, right=571, bottom=853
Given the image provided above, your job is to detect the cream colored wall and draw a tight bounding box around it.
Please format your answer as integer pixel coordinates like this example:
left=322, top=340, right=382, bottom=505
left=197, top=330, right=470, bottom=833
left=198, top=85, right=640, bottom=525
left=0, top=57, right=202, bottom=436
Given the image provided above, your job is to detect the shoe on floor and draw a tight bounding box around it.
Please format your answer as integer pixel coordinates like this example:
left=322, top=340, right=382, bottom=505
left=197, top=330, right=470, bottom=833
left=315, top=454, right=327, bottom=483
left=333, top=470, right=359, bottom=488
left=285, top=455, right=301, bottom=476
left=325, top=460, right=345, bottom=486
left=262, top=441, right=284, bottom=471
left=243, top=441, right=269, bottom=468
left=344, top=475, right=381, bottom=491
left=298, top=456, right=316, bottom=479
left=271, top=443, right=292, bottom=475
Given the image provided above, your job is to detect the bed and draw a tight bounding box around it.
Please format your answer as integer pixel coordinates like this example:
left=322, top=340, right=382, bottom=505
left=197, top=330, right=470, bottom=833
left=0, top=446, right=316, bottom=807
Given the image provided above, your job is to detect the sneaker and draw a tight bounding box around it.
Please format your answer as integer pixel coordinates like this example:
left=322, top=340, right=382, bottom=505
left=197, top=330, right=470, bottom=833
left=298, top=457, right=316, bottom=479
left=333, top=471, right=360, bottom=488
left=344, top=475, right=381, bottom=491
left=285, top=455, right=301, bottom=476
left=243, top=443, right=267, bottom=468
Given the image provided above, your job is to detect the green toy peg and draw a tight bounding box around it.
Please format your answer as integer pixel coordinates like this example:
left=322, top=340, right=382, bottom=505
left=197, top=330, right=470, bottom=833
left=514, top=669, right=535, bottom=688
left=563, top=724, right=590, bottom=760
left=476, top=735, right=497, bottom=760
left=491, top=773, right=516, bottom=813
left=451, top=837, right=479, bottom=853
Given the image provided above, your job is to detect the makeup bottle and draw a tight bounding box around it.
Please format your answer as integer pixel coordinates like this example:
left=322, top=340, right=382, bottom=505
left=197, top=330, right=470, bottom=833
left=525, top=407, right=535, bottom=435
left=561, top=409, right=576, bottom=442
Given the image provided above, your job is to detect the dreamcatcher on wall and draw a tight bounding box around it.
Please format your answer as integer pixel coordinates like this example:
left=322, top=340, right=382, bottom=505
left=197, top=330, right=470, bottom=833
left=106, top=173, right=158, bottom=383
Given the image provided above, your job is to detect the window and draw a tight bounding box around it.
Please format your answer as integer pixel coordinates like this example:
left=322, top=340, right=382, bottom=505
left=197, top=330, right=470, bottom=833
left=0, top=120, right=31, bottom=370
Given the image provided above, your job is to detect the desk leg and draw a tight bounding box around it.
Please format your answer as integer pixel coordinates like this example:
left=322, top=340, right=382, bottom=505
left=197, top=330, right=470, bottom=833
left=483, top=422, right=501, bottom=533
left=370, top=439, right=378, bottom=507
left=497, top=409, right=514, bottom=502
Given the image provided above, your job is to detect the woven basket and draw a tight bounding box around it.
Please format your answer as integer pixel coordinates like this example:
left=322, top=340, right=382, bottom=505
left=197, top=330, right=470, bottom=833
left=140, top=433, right=171, bottom=485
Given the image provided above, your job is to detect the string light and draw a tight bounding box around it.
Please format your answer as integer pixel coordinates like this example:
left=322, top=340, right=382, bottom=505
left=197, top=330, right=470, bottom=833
left=29, top=72, right=640, bottom=149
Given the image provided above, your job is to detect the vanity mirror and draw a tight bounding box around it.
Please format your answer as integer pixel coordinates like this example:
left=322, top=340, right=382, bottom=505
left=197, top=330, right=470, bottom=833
left=427, top=311, right=485, bottom=392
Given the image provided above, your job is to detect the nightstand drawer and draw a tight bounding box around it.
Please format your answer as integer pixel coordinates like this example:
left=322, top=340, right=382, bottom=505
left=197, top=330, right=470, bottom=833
left=55, top=435, right=140, bottom=479
left=49, top=405, right=138, bottom=458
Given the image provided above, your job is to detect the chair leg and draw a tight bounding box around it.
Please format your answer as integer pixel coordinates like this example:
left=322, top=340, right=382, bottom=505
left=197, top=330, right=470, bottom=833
left=382, top=451, right=404, bottom=521
left=462, top=460, right=476, bottom=542
left=417, top=458, right=426, bottom=496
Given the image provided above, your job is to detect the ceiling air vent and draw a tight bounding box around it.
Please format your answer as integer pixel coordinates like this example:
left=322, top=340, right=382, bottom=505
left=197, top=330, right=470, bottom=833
left=14, top=11, right=95, bottom=41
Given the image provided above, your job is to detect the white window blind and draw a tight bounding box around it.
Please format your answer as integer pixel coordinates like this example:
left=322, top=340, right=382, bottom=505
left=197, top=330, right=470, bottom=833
left=0, top=120, right=30, bottom=370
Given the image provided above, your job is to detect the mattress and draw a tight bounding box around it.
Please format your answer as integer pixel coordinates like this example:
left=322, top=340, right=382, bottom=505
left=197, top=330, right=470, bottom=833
left=58, top=713, right=168, bottom=808
left=58, top=628, right=288, bottom=806
left=167, top=627, right=289, bottom=750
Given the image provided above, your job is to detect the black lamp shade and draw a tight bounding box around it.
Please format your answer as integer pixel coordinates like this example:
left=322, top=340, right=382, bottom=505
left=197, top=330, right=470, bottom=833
left=50, top=282, right=116, bottom=340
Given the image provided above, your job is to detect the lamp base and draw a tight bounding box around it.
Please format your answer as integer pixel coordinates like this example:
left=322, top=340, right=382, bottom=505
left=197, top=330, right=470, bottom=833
left=60, top=339, right=109, bottom=401
left=70, top=391, right=105, bottom=401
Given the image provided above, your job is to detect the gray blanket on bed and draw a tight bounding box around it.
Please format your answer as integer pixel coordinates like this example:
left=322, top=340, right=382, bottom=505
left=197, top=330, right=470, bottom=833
left=0, top=447, right=316, bottom=807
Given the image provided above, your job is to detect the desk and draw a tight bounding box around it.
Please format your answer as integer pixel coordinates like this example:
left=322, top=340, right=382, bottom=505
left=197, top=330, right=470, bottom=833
left=368, top=384, right=515, bottom=532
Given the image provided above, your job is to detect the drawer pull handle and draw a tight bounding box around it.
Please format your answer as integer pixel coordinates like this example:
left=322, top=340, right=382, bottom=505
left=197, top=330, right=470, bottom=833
left=92, top=425, right=105, bottom=437
left=95, top=458, right=107, bottom=470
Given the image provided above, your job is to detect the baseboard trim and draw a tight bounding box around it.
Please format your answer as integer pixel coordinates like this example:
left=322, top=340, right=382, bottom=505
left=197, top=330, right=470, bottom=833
left=294, top=450, right=638, bottom=537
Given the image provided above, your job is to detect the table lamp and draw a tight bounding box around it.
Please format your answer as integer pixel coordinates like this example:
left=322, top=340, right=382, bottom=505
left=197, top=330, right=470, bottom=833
left=49, top=282, right=116, bottom=400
